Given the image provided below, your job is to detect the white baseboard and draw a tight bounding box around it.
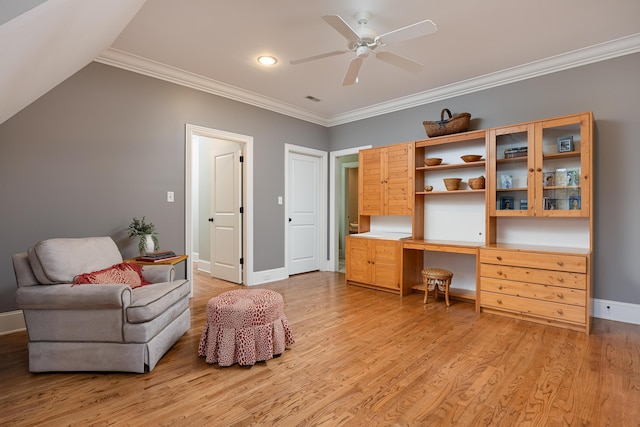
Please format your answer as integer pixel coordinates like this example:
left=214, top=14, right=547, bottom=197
left=250, top=267, right=287, bottom=286
left=0, top=310, right=25, bottom=335
left=592, top=298, right=640, bottom=325
left=197, top=259, right=211, bottom=273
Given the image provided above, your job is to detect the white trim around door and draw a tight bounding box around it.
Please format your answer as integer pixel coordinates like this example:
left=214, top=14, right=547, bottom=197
left=185, top=124, right=255, bottom=287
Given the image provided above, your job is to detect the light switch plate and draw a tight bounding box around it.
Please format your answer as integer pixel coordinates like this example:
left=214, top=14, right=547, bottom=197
left=167, top=191, right=174, bottom=202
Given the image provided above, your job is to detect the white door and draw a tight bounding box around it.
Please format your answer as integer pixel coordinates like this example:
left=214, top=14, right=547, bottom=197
left=210, top=142, right=242, bottom=283
left=288, top=152, right=320, bottom=275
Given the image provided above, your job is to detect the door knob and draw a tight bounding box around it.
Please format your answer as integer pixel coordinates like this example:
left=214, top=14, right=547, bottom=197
left=289, top=218, right=292, bottom=223
left=208, top=218, right=214, bottom=222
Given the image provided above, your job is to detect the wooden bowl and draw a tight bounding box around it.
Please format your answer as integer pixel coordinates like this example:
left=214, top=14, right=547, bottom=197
left=443, top=178, right=462, bottom=191
left=468, top=175, right=485, bottom=189
left=461, top=154, right=482, bottom=163
left=424, top=158, right=442, bottom=166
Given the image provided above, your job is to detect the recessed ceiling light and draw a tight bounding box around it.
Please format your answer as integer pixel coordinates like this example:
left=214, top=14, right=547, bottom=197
left=257, top=55, right=277, bottom=66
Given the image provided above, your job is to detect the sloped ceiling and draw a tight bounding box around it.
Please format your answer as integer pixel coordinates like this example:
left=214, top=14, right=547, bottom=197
left=0, top=0, right=146, bottom=125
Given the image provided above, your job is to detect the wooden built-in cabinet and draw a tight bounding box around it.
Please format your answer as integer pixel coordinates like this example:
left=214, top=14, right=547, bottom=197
left=479, top=245, right=591, bottom=333
left=358, top=142, right=414, bottom=227
left=346, top=236, right=402, bottom=293
left=488, top=113, right=592, bottom=217
left=348, top=112, right=594, bottom=333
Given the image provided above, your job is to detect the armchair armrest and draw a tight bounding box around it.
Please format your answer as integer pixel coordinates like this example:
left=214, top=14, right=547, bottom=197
left=16, top=283, right=132, bottom=310
left=141, top=265, right=175, bottom=283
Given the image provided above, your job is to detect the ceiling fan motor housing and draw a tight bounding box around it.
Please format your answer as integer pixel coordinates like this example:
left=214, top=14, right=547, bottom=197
left=356, top=45, right=369, bottom=58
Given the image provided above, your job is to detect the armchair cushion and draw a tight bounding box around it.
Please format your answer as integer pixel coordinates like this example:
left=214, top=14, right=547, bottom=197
left=73, top=262, right=150, bottom=289
left=28, top=237, right=122, bottom=284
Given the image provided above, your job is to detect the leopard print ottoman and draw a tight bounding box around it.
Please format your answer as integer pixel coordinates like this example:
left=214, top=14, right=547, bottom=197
left=198, top=289, right=295, bottom=366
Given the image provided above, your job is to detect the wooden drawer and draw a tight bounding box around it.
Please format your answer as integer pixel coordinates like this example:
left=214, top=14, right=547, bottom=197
left=480, top=278, right=585, bottom=307
left=480, top=249, right=587, bottom=273
left=480, top=263, right=586, bottom=290
left=480, top=291, right=585, bottom=324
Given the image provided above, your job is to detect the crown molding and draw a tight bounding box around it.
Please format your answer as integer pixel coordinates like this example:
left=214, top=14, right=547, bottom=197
left=95, top=49, right=330, bottom=126
left=96, top=33, right=640, bottom=128
left=328, top=33, right=640, bottom=126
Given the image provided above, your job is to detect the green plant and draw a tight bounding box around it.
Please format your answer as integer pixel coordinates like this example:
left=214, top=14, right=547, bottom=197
left=127, top=216, right=159, bottom=253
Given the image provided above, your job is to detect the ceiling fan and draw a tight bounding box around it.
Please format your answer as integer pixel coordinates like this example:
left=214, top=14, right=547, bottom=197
left=290, top=11, right=437, bottom=86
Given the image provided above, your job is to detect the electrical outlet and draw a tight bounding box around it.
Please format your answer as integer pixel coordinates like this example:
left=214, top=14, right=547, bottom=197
left=167, top=191, right=174, bottom=202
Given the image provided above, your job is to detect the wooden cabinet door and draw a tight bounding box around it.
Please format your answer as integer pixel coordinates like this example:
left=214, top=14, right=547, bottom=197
left=346, top=236, right=372, bottom=284
left=385, top=143, right=413, bottom=216
left=535, top=113, right=592, bottom=217
left=359, top=148, right=383, bottom=215
left=359, top=142, right=413, bottom=216
left=372, top=239, right=401, bottom=290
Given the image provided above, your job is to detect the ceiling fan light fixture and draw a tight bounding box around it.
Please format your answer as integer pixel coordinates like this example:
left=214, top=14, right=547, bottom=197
left=257, top=55, right=278, bottom=66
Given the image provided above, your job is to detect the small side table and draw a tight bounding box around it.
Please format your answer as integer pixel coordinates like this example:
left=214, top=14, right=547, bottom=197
left=124, top=255, right=188, bottom=266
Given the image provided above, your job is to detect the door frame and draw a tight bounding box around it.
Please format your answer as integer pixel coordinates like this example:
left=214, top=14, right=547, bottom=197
left=328, top=146, right=371, bottom=271
left=284, top=144, right=327, bottom=276
left=185, top=124, right=254, bottom=287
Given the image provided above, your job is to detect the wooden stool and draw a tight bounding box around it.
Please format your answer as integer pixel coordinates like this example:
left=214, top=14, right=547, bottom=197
left=421, top=268, right=453, bottom=306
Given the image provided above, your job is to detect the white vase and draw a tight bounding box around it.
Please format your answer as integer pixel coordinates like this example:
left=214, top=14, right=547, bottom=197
left=140, top=234, right=155, bottom=255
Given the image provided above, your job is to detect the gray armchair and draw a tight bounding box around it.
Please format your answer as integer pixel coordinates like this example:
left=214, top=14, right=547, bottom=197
left=12, top=237, right=190, bottom=373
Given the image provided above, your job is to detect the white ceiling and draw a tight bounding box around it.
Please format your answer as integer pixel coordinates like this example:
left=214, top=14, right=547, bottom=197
left=100, top=0, right=640, bottom=126
left=2, top=0, right=640, bottom=127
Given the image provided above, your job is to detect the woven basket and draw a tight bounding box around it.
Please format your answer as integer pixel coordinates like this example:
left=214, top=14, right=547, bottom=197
left=423, top=109, right=471, bottom=138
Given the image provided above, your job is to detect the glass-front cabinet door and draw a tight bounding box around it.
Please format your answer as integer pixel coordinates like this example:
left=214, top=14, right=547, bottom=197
left=488, top=123, right=534, bottom=216
left=489, top=113, right=592, bottom=217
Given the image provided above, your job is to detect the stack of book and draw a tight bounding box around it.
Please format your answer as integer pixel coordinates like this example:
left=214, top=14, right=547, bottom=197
left=136, top=250, right=179, bottom=262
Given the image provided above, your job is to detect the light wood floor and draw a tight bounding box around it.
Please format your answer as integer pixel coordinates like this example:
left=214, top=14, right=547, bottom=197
left=1, top=270, right=639, bottom=426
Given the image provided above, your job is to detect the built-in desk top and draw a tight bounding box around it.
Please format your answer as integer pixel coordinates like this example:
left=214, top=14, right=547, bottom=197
left=402, top=239, right=483, bottom=255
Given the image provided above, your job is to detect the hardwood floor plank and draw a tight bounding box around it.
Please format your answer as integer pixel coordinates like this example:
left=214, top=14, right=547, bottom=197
left=1, top=271, right=639, bottom=426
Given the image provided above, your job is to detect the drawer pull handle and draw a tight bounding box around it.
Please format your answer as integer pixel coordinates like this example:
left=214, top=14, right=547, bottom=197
left=496, top=256, right=503, bottom=261
left=557, top=260, right=564, bottom=266
left=497, top=270, right=503, bottom=275
left=496, top=299, right=503, bottom=304
left=557, top=309, right=564, bottom=315
left=557, top=293, right=564, bottom=299
left=497, top=284, right=503, bottom=290
left=529, top=167, right=534, bottom=172
left=536, top=167, right=542, bottom=172
left=557, top=277, right=564, bottom=283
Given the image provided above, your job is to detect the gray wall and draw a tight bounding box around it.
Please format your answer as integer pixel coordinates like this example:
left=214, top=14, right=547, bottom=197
left=330, top=52, right=640, bottom=304
left=1, top=53, right=638, bottom=313
left=0, top=62, right=328, bottom=312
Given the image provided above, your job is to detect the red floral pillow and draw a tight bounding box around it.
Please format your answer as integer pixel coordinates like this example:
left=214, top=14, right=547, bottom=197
left=73, top=262, right=150, bottom=289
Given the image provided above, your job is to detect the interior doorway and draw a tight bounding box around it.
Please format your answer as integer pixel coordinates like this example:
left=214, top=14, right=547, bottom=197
left=185, top=124, right=254, bottom=289
left=340, top=159, right=359, bottom=271
left=329, top=145, right=371, bottom=272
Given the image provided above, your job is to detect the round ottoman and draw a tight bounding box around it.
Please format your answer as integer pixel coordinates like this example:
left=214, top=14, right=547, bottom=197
left=198, top=289, right=295, bottom=366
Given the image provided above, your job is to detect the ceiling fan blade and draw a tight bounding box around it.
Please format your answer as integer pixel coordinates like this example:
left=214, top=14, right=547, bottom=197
left=290, top=50, right=349, bottom=65
left=376, top=19, right=437, bottom=46
left=376, top=51, right=424, bottom=73
left=322, top=15, right=360, bottom=43
left=342, top=57, right=363, bottom=86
